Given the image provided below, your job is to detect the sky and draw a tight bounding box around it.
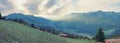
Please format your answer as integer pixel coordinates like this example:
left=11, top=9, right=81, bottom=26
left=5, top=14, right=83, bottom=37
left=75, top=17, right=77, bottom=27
left=0, top=0, right=120, bottom=16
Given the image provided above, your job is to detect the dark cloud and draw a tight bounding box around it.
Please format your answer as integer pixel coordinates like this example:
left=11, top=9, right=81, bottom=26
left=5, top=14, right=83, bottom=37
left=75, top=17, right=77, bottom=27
left=0, top=0, right=14, bottom=10
left=0, top=6, right=4, bottom=11
left=52, top=2, right=71, bottom=14
left=53, top=5, right=67, bottom=14
left=45, top=0, right=56, bottom=9
left=111, top=3, right=120, bottom=6
left=25, top=3, right=39, bottom=14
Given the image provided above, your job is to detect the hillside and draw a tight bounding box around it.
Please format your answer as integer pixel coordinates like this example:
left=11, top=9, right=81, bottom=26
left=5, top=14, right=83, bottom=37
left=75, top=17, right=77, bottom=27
left=5, top=11, right=120, bottom=37
left=0, top=20, right=103, bottom=43
left=0, top=20, right=68, bottom=43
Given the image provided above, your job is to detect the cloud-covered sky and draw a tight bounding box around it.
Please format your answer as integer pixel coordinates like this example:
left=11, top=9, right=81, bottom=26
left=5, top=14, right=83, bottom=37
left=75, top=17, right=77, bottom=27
left=0, top=0, right=120, bottom=16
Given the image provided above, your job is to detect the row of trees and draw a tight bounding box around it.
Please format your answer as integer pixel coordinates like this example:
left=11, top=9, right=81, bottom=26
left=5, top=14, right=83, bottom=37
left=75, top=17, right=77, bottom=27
left=30, top=23, right=60, bottom=35
left=11, top=18, right=89, bottom=39
left=10, top=18, right=91, bottom=39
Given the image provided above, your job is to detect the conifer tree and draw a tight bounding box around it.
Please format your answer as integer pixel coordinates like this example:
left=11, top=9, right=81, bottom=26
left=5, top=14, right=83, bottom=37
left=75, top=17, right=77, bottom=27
left=0, top=12, right=1, bottom=19
left=95, top=27, right=105, bottom=42
left=31, top=24, right=34, bottom=28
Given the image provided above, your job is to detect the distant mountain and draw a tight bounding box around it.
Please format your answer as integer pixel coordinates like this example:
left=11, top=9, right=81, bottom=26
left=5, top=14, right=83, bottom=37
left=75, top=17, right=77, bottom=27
left=5, top=13, right=56, bottom=30
left=69, top=11, right=120, bottom=36
left=5, top=11, right=120, bottom=37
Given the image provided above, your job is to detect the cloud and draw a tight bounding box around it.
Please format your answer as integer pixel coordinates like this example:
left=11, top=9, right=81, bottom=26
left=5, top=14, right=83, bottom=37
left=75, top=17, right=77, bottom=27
left=25, top=0, right=41, bottom=14
left=0, top=0, right=120, bottom=16
left=10, top=0, right=30, bottom=14
left=0, top=0, right=14, bottom=10
left=104, top=29, right=116, bottom=35
left=74, top=0, right=120, bottom=12
left=45, top=0, right=56, bottom=9
left=0, top=0, right=15, bottom=16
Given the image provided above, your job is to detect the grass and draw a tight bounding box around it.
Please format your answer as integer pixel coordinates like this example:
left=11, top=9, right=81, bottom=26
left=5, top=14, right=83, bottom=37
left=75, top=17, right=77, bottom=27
left=66, top=38, right=103, bottom=43
left=0, top=20, right=103, bottom=43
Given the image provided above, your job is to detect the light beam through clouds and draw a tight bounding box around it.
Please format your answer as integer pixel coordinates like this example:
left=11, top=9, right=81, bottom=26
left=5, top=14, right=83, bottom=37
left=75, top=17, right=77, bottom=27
left=0, top=0, right=120, bottom=16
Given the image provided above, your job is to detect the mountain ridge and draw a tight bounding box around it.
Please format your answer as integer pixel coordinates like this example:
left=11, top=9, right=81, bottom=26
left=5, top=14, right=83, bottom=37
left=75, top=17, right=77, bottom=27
left=5, top=11, right=120, bottom=37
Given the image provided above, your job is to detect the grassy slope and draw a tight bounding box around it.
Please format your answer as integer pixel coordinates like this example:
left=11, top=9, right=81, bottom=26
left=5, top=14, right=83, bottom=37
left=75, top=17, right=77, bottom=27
left=0, top=20, right=102, bottom=43
left=0, top=20, right=68, bottom=43
left=66, top=38, right=103, bottom=43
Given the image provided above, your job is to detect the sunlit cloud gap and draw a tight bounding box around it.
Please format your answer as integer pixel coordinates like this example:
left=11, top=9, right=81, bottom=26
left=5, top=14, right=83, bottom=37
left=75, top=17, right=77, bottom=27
left=0, top=0, right=120, bottom=16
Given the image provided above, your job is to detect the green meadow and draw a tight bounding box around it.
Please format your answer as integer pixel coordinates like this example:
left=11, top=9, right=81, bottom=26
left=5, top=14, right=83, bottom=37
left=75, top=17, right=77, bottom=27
left=0, top=20, right=102, bottom=43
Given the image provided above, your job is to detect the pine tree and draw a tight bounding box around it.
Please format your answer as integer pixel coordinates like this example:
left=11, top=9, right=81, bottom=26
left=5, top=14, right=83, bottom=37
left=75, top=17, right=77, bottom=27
left=0, top=12, right=1, bottom=19
left=31, top=24, right=34, bottom=28
left=95, top=27, right=105, bottom=42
